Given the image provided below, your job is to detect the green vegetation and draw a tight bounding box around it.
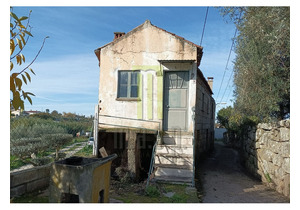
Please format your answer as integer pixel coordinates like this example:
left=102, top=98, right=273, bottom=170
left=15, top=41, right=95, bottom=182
left=10, top=117, right=73, bottom=161
left=145, top=185, right=160, bottom=197
left=265, top=173, right=272, bottom=183
left=10, top=190, right=48, bottom=203
left=217, top=7, right=290, bottom=146
left=10, top=112, right=92, bottom=170
left=110, top=182, right=199, bottom=203
left=219, top=7, right=290, bottom=122
left=75, top=145, right=93, bottom=157
left=217, top=106, right=259, bottom=146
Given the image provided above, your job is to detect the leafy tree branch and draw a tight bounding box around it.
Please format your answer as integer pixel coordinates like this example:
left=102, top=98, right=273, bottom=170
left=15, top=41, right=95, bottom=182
left=10, top=7, right=49, bottom=112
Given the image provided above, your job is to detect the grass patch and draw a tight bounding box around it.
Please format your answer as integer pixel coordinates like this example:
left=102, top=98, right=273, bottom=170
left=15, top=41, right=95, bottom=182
left=170, top=193, right=187, bottom=203
left=145, top=185, right=160, bottom=197
left=10, top=190, right=48, bottom=203
left=75, top=145, right=93, bottom=157
left=110, top=181, right=199, bottom=203
left=10, top=156, right=28, bottom=170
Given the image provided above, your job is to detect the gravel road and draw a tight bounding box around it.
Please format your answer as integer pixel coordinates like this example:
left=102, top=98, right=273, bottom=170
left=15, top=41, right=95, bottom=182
left=199, top=141, right=289, bottom=203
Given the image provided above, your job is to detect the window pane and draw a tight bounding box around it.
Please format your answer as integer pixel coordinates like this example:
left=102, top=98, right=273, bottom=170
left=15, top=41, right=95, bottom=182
left=130, top=85, right=138, bottom=97
left=131, top=72, right=138, bottom=85
left=119, top=72, right=128, bottom=85
left=119, top=85, right=128, bottom=97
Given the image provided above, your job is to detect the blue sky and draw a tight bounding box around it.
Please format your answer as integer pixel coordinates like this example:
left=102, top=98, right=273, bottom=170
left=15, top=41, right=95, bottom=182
left=11, top=6, right=238, bottom=116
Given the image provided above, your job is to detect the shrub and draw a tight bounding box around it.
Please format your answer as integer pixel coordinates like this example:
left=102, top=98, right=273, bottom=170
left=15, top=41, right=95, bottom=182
left=30, top=157, right=53, bottom=166
left=145, top=185, right=160, bottom=198
left=170, top=193, right=187, bottom=203
left=217, top=106, right=259, bottom=147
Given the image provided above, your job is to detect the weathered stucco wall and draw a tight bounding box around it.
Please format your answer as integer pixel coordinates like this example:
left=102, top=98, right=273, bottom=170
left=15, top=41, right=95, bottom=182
left=194, top=71, right=215, bottom=156
left=242, top=120, right=290, bottom=197
left=97, top=20, right=198, bottom=132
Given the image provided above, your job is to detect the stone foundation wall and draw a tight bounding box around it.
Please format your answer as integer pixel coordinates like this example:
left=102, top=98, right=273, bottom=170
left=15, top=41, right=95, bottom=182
left=10, top=164, right=51, bottom=198
left=242, top=119, right=290, bottom=197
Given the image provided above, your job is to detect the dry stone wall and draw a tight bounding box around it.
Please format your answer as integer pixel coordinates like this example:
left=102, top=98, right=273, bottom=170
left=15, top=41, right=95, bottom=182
left=242, top=119, right=290, bottom=197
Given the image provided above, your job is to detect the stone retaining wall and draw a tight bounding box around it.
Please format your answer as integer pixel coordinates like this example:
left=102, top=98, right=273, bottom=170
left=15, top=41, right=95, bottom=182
left=242, top=119, right=290, bottom=197
left=10, top=164, right=51, bottom=197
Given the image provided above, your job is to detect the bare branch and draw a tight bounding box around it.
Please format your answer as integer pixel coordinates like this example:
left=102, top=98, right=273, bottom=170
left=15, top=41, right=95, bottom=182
left=17, top=36, right=49, bottom=76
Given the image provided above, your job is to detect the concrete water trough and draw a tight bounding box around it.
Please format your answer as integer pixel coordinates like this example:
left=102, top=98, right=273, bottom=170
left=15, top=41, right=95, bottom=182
left=49, top=154, right=117, bottom=203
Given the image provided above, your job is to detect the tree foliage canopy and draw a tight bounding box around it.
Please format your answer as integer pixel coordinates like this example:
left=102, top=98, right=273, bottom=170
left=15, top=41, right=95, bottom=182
left=10, top=118, right=73, bottom=159
left=220, top=7, right=290, bottom=121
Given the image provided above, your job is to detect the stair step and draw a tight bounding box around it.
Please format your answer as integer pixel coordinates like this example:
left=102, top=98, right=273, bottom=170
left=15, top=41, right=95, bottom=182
left=156, top=153, right=193, bottom=158
left=153, top=176, right=193, bottom=184
left=162, top=135, right=193, bottom=145
left=155, top=154, right=193, bottom=166
left=155, top=166, right=193, bottom=178
left=156, top=145, right=193, bottom=155
left=155, top=164, right=192, bottom=170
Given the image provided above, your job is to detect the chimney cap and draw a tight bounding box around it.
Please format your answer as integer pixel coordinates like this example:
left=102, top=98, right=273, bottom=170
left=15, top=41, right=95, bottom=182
left=113, top=32, right=126, bottom=40
left=114, top=32, right=125, bottom=35
left=207, top=77, right=214, bottom=80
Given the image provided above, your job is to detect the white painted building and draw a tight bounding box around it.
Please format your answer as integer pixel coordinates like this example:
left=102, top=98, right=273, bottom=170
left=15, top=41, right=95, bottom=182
left=94, top=20, right=215, bottom=184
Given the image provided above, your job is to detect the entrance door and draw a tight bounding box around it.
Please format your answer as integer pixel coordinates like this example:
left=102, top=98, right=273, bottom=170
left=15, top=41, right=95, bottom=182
left=163, top=71, right=189, bottom=131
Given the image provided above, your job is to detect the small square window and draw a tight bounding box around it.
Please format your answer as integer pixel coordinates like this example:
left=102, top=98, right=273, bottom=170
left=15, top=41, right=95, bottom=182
left=118, top=71, right=140, bottom=99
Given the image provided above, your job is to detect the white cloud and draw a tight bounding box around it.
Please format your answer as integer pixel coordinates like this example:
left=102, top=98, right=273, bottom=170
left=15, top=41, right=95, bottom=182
left=24, top=53, right=100, bottom=96
left=19, top=53, right=100, bottom=115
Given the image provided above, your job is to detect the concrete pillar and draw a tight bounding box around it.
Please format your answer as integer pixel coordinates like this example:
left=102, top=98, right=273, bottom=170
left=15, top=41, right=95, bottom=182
left=126, top=130, right=137, bottom=178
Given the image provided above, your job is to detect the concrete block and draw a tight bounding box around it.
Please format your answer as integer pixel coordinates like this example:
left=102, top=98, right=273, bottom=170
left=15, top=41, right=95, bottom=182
left=10, top=184, right=26, bottom=197
left=37, top=165, right=51, bottom=179
left=11, top=168, right=38, bottom=187
left=26, top=177, right=49, bottom=193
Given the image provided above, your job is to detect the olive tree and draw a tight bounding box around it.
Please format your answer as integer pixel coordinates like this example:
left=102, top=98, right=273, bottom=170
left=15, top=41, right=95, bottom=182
left=10, top=118, right=73, bottom=161
left=220, top=7, right=290, bottom=121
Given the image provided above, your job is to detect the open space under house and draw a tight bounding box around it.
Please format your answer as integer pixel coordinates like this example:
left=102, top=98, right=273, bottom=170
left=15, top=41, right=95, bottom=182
left=93, top=20, right=215, bottom=185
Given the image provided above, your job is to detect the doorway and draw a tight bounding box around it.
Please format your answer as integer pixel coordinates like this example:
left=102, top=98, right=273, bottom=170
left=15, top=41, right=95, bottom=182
left=163, top=71, right=189, bottom=131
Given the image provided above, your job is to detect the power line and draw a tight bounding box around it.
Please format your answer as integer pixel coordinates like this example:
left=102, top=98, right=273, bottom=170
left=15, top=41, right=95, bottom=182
left=225, top=83, right=234, bottom=104
left=216, top=12, right=242, bottom=104
left=200, top=7, right=209, bottom=46
left=220, top=68, right=234, bottom=103
left=216, top=27, right=237, bottom=102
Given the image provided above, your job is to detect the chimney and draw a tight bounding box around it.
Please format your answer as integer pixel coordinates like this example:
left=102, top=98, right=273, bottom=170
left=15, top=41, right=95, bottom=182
left=114, top=32, right=125, bottom=40
left=207, top=77, right=213, bottom=91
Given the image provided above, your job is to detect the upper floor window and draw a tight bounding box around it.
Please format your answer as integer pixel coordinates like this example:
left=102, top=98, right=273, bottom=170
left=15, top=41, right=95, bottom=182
left=117, top=71, right=139, bottom=98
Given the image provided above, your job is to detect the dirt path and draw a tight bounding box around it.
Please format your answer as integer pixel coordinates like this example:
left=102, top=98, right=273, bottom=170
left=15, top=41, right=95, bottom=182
left=199, top=141, right=289, bottom=203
